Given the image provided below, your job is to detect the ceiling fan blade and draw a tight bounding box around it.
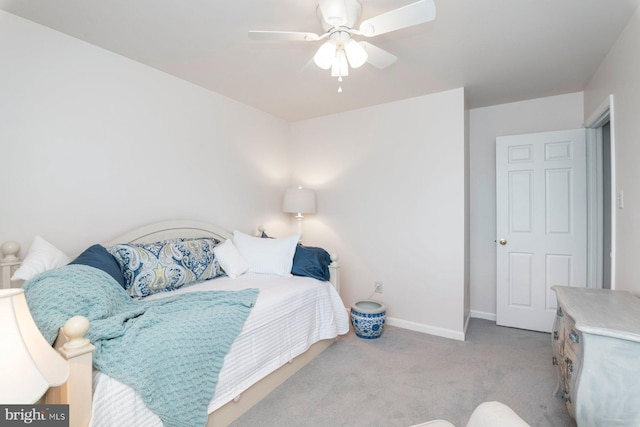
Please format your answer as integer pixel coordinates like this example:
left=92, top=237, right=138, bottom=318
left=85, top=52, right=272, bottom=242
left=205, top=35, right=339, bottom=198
left=248, top=31, right=320, bottom=41
left=358, top=0, right=436, bottom=37
left=360, top=42, right=397, bottom=69
left=318, top=0, right=348, bottom=27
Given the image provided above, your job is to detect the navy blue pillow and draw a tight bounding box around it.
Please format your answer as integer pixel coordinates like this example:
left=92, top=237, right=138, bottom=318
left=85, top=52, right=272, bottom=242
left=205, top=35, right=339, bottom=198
left=261, top=232, right=330, bottom=281
left=70, top=244, right=126, bottom=289
left=292, top=245, right=331, bottom=281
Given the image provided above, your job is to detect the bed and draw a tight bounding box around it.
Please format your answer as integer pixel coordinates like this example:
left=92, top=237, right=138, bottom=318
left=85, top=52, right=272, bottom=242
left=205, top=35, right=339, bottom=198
left=0, top=220, right=349, bottom=427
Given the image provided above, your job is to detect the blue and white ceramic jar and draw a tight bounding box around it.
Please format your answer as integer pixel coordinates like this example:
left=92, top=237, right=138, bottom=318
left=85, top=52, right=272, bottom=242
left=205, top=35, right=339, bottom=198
left=350, top=300, right=386, bottom=339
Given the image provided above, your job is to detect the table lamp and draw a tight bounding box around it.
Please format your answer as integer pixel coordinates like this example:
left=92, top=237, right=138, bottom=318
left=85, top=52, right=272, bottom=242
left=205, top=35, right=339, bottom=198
left=282, top=186, right=316, bottom=241
left=0, top=288, right=69, bottom=403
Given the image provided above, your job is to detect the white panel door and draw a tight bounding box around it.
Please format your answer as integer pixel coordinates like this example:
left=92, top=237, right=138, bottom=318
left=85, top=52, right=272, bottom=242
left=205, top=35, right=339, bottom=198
left=496, top=129, right=587, bottom=332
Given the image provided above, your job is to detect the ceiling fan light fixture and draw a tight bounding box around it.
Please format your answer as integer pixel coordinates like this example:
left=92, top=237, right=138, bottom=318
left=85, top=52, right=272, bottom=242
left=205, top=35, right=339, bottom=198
left=249, top=0, right=437, bottom=80
left=318, top=0, right=349, bottom=28
left=314, top=41, right=337, bottom=69
left=331, top=49, right=349, bottom=77
left=344, top=38, right=368, bottom=68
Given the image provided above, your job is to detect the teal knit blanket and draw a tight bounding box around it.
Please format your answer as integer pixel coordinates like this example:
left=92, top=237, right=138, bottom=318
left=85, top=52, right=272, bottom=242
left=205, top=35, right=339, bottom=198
left=24, top=265, right=258, bottom=427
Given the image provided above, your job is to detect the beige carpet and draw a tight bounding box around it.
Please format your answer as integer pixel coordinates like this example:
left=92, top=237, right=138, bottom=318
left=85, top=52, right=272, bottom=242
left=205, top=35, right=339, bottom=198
left=230, top=318, right=576, bottom=427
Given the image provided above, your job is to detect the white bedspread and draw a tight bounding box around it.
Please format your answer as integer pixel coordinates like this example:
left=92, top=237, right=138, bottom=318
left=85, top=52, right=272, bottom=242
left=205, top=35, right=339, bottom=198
left=90, top=274, right=349, bottom=427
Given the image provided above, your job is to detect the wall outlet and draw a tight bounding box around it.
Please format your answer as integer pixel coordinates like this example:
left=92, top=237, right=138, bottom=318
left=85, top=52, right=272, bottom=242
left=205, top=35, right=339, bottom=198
left=374, top=281, right=383, bottom=293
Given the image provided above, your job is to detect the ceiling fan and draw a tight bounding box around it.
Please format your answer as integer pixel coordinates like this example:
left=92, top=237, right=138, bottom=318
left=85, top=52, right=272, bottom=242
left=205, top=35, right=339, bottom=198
left=248, top=0, right=436, bottom=90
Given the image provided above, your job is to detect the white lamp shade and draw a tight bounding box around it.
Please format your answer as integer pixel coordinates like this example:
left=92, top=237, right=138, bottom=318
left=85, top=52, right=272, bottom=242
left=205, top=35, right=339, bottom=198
left=314, top=41, right=337, bottom=70
left=283, top=187, right=316, bottom=214
left=331, top=49, right=349, bottom=77
left=344, top=39, right=368, bottom=68
left=0, top=289, right=69, bottom=403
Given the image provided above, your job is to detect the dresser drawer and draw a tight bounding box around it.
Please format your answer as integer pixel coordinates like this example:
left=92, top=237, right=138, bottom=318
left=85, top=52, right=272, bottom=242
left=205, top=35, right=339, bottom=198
left=565, top=328, right=581, bottom=358
left=552, top=304, right=581, bottom=418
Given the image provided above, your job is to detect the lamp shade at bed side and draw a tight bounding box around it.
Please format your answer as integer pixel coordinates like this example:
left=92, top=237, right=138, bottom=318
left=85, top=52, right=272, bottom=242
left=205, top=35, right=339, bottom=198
left=283, top=186, right=316, bottom=241
left=282, top=187, right=316, bottom=215
left=0, top=288, right=69, bottom=403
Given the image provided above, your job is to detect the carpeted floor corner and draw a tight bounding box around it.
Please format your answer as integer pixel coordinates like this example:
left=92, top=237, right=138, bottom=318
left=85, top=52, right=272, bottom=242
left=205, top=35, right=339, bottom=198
left=230, top=318, right=576, bottom=427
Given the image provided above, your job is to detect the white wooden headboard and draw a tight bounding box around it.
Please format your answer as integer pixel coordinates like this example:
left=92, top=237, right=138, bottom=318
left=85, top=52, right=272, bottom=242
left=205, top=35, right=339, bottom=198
left=0, top=220, right=340, bottom=293
left=106, top=220, right=233, bottom=245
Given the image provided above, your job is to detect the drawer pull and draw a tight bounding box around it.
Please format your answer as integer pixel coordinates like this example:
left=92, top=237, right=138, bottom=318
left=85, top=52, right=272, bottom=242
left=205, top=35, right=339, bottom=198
left=565, top=357, right=573, bottom=373
left=553, top=331, right=559, bottom=340
left=557, top=307, right=563, bottom=317
left=569, top=331, right=580, bottom=344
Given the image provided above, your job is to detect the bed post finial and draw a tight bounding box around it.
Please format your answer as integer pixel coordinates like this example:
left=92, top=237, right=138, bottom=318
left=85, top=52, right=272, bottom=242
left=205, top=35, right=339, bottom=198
left=329, top=254, right=339, bottom=266
left=47, top=315, right=95, bottom=427
left=1, top=241, right=20, bottom=263
left=63, top=316, right=91, bottom=350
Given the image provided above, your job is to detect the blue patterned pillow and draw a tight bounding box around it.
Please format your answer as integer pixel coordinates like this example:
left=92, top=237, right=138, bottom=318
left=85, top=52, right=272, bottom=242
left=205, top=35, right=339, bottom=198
left=108, top=237, right=222, bottom=298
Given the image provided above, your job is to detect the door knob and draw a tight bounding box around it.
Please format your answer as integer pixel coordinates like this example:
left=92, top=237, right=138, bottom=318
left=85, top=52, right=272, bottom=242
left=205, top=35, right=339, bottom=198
left=499, top=239, right=507, bottom=245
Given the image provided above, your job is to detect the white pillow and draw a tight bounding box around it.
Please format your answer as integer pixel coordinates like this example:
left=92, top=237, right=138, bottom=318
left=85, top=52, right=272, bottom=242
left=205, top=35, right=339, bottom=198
left=232, top=230, right=299, bottom=276
left=11, top=235, right=71, bottom=281
left=213, top=239, right=250, bottom=279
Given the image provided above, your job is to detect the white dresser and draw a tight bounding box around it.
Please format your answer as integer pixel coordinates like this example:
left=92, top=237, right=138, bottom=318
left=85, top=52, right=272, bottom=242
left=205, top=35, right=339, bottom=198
left=552, top=286, right=640, bottom=426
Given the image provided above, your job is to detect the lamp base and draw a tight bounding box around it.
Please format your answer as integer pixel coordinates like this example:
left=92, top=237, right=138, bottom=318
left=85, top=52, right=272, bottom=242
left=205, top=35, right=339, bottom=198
left=295, top=215, right=304, bottom=242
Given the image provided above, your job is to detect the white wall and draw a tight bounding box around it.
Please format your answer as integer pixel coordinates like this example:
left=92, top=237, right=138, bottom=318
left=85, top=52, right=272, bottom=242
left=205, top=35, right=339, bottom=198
left=4, top=7, right=618, bottom=338
left=290, top=88, right=468, bottom=340
left=0, top=11, right=290, bottom=256
left=468, top=93, right=585, bottom=319
left=1, top=11, right=470, bottom=340
left=584, top=9, right=640, bottom=295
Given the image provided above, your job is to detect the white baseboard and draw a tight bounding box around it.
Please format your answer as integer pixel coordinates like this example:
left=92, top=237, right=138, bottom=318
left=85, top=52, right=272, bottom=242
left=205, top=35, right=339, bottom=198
left=386, top=316, right=466, bottom=341
left=347, top=308, right=489, bottom=341
left=470, top=310, right=496, bottom=321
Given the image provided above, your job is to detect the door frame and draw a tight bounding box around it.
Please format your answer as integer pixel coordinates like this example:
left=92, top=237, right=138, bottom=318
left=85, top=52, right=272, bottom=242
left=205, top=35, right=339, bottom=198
left=585, top=94, right=616, bottom=290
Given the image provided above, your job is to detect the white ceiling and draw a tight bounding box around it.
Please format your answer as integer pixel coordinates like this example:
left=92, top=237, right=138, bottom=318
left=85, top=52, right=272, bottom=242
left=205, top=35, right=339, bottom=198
left=1, top=0, right=638, bottom=121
